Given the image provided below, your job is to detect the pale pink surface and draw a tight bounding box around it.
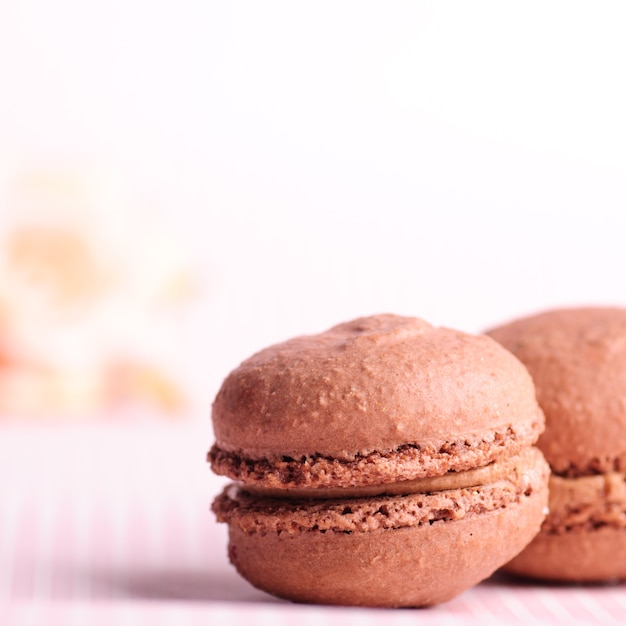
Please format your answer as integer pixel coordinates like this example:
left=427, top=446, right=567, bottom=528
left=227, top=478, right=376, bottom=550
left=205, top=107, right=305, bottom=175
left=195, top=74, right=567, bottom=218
left=2, top=420, right=625, bottom=625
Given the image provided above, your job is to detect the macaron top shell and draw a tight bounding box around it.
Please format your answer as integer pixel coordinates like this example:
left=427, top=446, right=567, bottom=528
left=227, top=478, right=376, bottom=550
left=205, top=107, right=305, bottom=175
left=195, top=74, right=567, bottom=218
left=212, top=314, right=543, bottom=461
left=487, top=307, right=626, bottom=474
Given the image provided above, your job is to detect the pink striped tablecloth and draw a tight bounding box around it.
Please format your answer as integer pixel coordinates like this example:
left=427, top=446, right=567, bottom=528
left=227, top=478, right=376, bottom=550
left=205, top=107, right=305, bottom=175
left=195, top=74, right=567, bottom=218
left=2, top=421, right=625, bottom=626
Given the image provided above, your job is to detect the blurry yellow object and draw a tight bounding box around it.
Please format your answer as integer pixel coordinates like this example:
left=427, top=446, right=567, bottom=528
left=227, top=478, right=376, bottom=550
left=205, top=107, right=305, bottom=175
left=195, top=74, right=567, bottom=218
left=0, top=362, right=102, bottom=416
left=106, top=361, right=185, bottom=414
left=0, top=164, right=193, bottom=418
left=7, top=226, right=111, bottom=310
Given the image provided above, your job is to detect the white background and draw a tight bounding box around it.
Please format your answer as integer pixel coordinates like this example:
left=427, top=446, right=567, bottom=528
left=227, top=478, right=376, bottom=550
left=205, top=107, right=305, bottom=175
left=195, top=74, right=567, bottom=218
left=2, top=1, right=626, bottom=407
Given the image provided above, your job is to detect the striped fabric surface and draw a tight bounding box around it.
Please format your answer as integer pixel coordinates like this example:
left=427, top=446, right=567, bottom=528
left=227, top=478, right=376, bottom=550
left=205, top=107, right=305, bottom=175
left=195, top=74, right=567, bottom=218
left=2, top=421, right=625, bottom=626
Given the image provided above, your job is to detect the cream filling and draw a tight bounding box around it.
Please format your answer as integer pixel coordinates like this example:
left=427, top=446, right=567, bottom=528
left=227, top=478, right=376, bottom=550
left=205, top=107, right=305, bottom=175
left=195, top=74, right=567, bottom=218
left=240, top=448, right=538, bottom=500
left=549, top=472, right=626, bottom=514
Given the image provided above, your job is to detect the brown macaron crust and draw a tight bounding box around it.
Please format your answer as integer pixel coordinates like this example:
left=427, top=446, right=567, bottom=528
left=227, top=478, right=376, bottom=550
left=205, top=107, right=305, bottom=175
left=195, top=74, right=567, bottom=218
left=209, top=314, right=549, bottom=607
left=487, top=306, right=626, bottom=582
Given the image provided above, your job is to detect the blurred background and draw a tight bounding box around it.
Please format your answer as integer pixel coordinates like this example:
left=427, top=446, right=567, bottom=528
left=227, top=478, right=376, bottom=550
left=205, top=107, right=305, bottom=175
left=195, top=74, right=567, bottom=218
left=2, top=0, right=626, bottom=421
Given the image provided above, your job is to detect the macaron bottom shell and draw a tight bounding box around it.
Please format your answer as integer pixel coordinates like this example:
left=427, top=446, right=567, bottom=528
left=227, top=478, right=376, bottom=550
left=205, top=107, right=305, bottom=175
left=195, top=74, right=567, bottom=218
left=504, top=526, right=626, bottom=583
left=224, top=490, right=548, bottom=608
left=503, top=470, right=626, bottom=582
left=215, top=449, right=549, bottom=608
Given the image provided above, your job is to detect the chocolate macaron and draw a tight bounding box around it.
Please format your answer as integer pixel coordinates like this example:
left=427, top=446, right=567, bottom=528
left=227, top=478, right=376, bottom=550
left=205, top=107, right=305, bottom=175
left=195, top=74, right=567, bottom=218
left=209, top=314, right=549, bottom=606
left=488, top=307, right=626, bottom=582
